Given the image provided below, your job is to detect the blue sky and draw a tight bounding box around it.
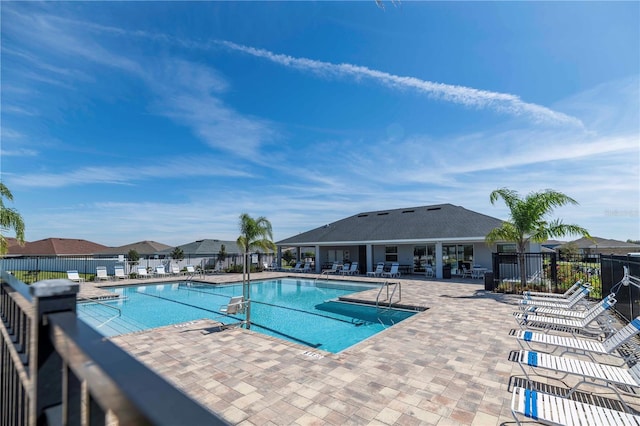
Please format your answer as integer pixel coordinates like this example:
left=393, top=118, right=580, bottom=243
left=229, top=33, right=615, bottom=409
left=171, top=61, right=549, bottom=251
left=1, top=2, right=639, bottom=247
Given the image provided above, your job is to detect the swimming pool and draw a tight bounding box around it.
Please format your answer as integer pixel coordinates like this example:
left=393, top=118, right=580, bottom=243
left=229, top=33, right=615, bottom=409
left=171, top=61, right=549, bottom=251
left=78, top=278, right=418, bottom=353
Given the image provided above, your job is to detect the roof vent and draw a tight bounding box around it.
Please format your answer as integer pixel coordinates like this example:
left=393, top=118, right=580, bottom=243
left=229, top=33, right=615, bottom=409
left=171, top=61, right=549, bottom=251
left=427, top=207, right=441, bottom=211
left=377, top=212, right=389, bottom=216
left=402, top=210, right=415, bottom=213
left=357, top=214, right=368, bottom=218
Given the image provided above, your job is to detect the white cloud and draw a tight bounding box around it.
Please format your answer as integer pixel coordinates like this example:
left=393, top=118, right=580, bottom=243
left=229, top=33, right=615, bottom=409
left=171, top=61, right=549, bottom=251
left=218, top=40, right=584, bottom=127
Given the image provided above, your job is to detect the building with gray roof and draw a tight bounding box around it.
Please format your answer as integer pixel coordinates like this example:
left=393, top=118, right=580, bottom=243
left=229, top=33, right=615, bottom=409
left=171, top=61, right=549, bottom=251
left=276, top=204, right=514, bottom=278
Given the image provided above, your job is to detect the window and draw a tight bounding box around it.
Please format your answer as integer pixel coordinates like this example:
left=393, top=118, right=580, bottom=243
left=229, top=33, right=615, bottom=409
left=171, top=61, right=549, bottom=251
left=497, top=244, right=517, bottom=253
left=385, top=246, right=398, bottom=262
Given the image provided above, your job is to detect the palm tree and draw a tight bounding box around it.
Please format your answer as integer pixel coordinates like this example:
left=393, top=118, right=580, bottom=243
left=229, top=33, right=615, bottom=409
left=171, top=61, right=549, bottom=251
left=237, top=213, right=276, bottom=329
left=0, top=183, right=25, bottom=256
left=485, top=188, right=590, bottom=289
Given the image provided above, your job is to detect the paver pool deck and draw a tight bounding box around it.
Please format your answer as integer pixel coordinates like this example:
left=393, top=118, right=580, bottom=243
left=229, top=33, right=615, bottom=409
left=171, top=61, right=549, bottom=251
left=87, top=272, right=639, bottom=425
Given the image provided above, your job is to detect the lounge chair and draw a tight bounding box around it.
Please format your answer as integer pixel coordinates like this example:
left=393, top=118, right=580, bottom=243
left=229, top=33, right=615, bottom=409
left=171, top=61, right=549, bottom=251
left=66, top=270, right=85, bottom=283
left=510, top=386, right=640, bottom=426
left=513, top=316, right=640, bottom=364
left=522, top=280, right=584, bottom=299
left=290, top=262, right=302, bottom=272
left=220, top=296, right=245, bottom=315
left=321, top=262, right=340, bottom=275
left=516, top=349, right=640, bottom=401
left=367, top=262, right=384, bottom=277
left=518, top=285, right=591, bottom=310
left=170, top=264, right=180, bottom=275
left=95, top=266, right=111, bottom=281
left=114, top=266, right=126, bottom=280
left=137, top=266, right=150, bottom=279
left=300, top=262, right=312, bottom=273
left=155, top=265, right=167, bottom=277
left=341, top=262, right=359, bottom=275
left=513, top=295, right=616, bottom=335
left=381, top=263, right=400, bottom=278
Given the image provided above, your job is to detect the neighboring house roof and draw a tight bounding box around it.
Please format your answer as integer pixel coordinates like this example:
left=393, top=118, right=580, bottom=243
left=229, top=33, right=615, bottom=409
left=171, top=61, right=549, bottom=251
left=159, top=239, right=243, bottom=256
left=540, top=239, right=566, bottom=248
left=97, top=240, right=172, bottom=256
left=7, top=238, right=109, bottom=256
left=562, top=237, right=640, bottom=250
left=276, top=204, right=504, bottom=245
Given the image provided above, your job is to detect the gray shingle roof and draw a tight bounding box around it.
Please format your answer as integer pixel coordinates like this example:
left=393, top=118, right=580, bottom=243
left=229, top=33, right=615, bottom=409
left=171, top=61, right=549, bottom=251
left=159, top=239, right=243, bottom=256
left=276, top=204, right=504, bottom=245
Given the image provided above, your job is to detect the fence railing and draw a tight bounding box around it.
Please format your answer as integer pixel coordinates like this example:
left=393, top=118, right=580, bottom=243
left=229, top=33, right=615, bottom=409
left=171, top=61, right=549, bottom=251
left=0, top=271, right=229, bottom=426
left=601, top=254, right=640, bottom=322
left=492, top=252, right=602, bottom=298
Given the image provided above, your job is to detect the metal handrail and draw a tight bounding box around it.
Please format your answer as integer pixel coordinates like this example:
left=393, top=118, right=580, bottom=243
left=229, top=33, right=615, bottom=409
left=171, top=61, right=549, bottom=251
left=375, top=281, right=402, bottom=309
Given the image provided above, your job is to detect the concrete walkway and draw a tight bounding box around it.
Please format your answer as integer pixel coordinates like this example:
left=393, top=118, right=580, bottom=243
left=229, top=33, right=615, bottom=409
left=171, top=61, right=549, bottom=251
left=98, top=272, right=639, bottom=425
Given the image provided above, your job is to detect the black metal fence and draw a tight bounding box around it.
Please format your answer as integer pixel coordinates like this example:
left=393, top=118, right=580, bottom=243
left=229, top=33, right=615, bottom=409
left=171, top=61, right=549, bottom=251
left=601, top=254, right=640, bottom=322
left=0, top=272, right=229, bottom=425
left=492, top=252, right=602, bottom=298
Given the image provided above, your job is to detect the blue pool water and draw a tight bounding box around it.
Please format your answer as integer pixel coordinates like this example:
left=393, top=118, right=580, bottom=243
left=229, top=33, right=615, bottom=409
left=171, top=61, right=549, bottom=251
left=77, top=278, right=417, bottom=353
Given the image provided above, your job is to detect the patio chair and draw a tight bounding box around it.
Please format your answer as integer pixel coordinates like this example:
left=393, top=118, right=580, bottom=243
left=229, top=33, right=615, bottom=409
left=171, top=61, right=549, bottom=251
left=516, top=294, right=616, bottom=321
left=301, top=262, right=312, bottom=273
left=522, top=280, right=584, bottom=299
left=155, top=265, right=167, bottom=277
left=66, top=270, right=85, bottom=283
left=513, top=295, right=616, bottom=335
left=513, top=316, right=640, bottom=364
left=342, top=262, right=359, bottom=275
left=114, top=266, right=126, bottom=280
left=516, top=349, right=640, bottom=402
left=95, top=266, right=111, bottom=281
left=510, top=386, right=640, bottom=426
left=220, top=296, right=245, bottom=315
left=425, top=265, right=435, bottom=278
left=460, top=265, right=472, bottom=278
left=381, top=263, right=400, bottom=278
left=137, top=266, right=150, bottom=279
left=291, top=262, right=302, bottom=272
left=367, top=262, right=384, bottom=277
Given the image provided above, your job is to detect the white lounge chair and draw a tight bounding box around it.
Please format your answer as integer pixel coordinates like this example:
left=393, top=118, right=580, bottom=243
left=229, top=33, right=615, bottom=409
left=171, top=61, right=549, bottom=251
left=367, top=262, right=384, bottom=277
left=341, top=262, right=359, bottom=275
left=66, top=270, right=84, bottom=283
left=220, top=296, right=245, bottom=315
left=517, top=349, right=640, bottom=401
left=321, top=262, right=340, bottom=275
left=136, top=266, right=150, bottom=279
left=300, top=262, right=312, bottom=273
left=514, top=316, right=640, bottom=364
left=95, top=266, right=111, bottom=281
left=114, top=266, right=126, bottom=280
left=522, top=280, right=584, bottom=299
left=170, top=264, right=180, bottom=275
left=155, top=265, right=167, bottom=277
left=290, top=262, right=302, bottom=272
left=514, top=295, right=616, bottom=334
left=518, top=285, right=592, bottom=310
left=511, top=386, right=640, bottom=426
left=381, top=263, right=400, bottom=278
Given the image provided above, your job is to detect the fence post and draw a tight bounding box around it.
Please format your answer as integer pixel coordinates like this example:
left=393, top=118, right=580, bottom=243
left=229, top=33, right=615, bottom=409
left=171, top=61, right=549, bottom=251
left=29, top=279, right=79, bottom=425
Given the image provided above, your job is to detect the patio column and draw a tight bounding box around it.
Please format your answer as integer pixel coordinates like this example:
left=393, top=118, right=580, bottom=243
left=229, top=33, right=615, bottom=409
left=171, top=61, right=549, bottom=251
left=435, top=242, right=443, bottom=279
left=366, top=244, right=373, bottom=273
left=314, top=245, right=320, bottom=273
